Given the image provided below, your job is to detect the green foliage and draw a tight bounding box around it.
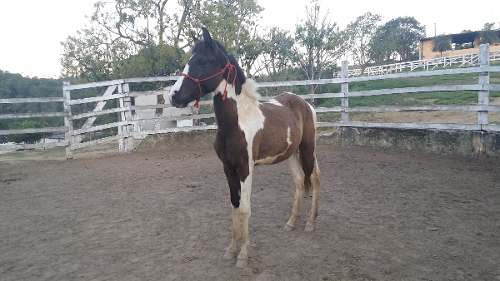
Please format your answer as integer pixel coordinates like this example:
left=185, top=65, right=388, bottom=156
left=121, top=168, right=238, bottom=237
left=258, top=28, right=296, bottom=77
left=346, top=12, right=381, bottom=68
left=294, top=0, right=347, bottom=81
left=115, top=44, right=183, bottom=78
left=369, top=17, right=425, bottom=64
left=0, top=70, right=63, bottom=143
left=432, top=35, right=452, bottom=56
left=192, top=0, right=263, bottom=55
left=480, top=22, right=500, bottom=44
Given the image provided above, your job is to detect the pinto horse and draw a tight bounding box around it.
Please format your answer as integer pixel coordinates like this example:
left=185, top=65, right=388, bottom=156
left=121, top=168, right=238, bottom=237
left=170, top=28, right=320, bottom=268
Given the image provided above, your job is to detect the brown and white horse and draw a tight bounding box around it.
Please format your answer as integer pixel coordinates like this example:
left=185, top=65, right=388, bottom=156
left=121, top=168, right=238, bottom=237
left=170, top=28, right=320, bottom=268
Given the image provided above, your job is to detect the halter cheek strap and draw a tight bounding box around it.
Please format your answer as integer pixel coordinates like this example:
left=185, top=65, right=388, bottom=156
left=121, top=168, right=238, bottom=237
left=181, top=62, right=237, bottom=108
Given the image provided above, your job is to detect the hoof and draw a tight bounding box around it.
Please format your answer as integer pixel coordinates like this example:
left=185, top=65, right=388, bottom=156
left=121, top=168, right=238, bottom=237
left=223, top=250, right=237, bottom=260
left=283, top=223, right=295, bottom=231
left=236, top=258, right=248, bottom=268
left=304, top=223, right=315, bottom=232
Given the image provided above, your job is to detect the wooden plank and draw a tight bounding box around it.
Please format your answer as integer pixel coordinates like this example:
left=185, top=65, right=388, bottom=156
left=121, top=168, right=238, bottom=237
left=317, top=121, right=481, bottom=131
left=255, top=66, right=496, bottom=88
left=122, top=83, right=134, bottom=152
left=0, top=127, right=67, bottom=136
left=124, top=76, right=179, bottom=83
left=130, top=100, right=212, bottom=111
left=0, top=97, right=64, bottom=103
left=346, top=105, right=488, bottom=113
left=478, top=44, right=490, bottom=126
left=347, top=66, right=489, bottom=83
left=117, top=84, right=128, bottom=152
left=490, top=84, right=500, bottom=91
left=348, top=84, right=481, bottom=97
left=72, top=121, right=130, bottom=136
left=72, top=107, right=129, bottom=120
left=341, top=61, right=349, bottom=122
left=315, top=107, right=342, bottom=113
left=133, top=113, right=216, bottom=122
left=135, top=125, right=218, bottom=136
left=131, top=104, right=171, bottom=110
left=483, top=124, right=500, bottom=132
left=69, top=93, right=126, bottom=105
left=0, top=112, right=65, bottom=119
left=71, top=135, right=120, bottom=150
left=257, top=77, right=342, bottom=88
left=78, top=85, right=117, bottom=131
left=0, top=141, right=68, bottom=152
left=63, top=79, right=124, bottom=91
left=63, top=81, right=74, bottom=159
left=129, top=89, right=170, bottom=97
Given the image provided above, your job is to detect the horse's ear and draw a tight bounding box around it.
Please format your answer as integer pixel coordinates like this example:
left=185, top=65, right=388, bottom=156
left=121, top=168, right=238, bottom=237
left=201, top=27, right=213, bottom=45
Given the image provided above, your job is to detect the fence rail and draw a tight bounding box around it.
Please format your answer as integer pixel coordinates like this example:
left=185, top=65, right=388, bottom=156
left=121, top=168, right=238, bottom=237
left=2, top=44, right=500, bottom=157
left=341, top=50, right=500, bottom=77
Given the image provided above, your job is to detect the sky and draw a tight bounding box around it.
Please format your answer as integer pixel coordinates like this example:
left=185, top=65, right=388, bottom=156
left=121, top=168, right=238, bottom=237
left=0, top=0, right=498, bottom=78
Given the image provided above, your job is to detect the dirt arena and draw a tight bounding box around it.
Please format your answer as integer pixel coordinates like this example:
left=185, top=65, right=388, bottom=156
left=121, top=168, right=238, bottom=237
left=1, top=143, right=499, bottom=281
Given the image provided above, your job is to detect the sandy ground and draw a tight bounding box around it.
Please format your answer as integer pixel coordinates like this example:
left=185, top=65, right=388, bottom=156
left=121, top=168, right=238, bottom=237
left=1, top=144, right=499, bottom=281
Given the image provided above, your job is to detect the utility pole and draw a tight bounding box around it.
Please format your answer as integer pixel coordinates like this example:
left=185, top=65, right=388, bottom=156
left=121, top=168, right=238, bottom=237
left=434, top=23, right=437, bottom=37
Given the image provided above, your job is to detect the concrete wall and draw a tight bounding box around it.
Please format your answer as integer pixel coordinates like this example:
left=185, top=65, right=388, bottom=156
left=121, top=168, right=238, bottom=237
left=136, top=127, right=500, bottom=158
left=318, top=127, right=500, bottom=157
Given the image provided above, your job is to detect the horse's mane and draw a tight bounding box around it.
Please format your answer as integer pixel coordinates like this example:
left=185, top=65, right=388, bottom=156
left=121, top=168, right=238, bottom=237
left=240, top=78, right=261, bottom=103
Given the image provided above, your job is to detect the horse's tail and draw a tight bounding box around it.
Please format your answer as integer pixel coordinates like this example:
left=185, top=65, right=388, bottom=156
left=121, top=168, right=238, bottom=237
left=300, top=101, right=317, bottom=195
left=304, top=176, right=312, bottom=194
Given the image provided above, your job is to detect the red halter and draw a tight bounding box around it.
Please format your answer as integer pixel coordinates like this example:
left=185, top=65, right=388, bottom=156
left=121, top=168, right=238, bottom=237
left=181, top=62, right=237, bottom=108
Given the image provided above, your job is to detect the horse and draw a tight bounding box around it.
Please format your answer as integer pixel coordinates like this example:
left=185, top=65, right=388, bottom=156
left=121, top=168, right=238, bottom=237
left=170, top=27, right=320, bottom=268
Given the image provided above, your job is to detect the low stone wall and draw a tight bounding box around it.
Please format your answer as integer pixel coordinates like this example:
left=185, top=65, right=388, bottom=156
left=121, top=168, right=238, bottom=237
left=136, top=127, right=500, bottom=158
left=318, top=127, right=500, bottom=157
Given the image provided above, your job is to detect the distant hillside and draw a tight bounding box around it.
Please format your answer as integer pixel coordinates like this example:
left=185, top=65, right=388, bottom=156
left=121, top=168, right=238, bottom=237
left=0, top=70, right=63, bottom=143
left=0, top=70, right=61, bottom=99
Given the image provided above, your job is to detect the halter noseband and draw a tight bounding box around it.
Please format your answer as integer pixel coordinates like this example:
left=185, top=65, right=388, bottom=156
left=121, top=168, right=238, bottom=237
left=181, top=62, right=237, bottom=108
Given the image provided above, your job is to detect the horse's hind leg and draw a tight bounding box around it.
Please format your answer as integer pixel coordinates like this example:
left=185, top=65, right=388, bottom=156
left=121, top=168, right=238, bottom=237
left=284, top=153, right=305, bottom=231
left=305, top=156, right=320, bottom=232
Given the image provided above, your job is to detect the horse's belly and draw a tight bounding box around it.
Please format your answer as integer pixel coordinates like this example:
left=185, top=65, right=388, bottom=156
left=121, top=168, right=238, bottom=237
left=254, top=128, right=300, bottom=165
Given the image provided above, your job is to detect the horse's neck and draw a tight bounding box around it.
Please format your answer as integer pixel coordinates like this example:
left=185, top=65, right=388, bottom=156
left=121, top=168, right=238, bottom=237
left=213, top=93, right=240, bottom=135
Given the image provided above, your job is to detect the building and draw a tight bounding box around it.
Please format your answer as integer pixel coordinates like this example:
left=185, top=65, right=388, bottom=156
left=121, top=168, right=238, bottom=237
left=419, top=29, right=500, bottom=59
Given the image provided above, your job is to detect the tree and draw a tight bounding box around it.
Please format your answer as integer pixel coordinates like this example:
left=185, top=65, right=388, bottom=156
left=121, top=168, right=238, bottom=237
left=369, top=17, right=425, bottom=63
left=432, top=35, right=452, bottom=57
left=294, top=0, right=347, bottom=95
left=346, top=12, right=381, bottom=71
left=191, top=0, right=264, bottom=56
left=61, top=0, right=198, bottom=81
left=258, top=28, right=295, bottom=77
left=480, top=22, right=499, bottom=44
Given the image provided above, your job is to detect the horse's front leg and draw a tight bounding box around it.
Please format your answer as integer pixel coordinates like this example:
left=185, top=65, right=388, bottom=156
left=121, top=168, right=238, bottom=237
left=223, top=165, right=241, bottom=260
left=236, top=167, right=253, bottom=268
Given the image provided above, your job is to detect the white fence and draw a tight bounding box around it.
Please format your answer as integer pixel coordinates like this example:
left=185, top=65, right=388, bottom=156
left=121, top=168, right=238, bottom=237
left=1, top=44, right=499, bottom=158
left=341, top=50, right=500, bottom=77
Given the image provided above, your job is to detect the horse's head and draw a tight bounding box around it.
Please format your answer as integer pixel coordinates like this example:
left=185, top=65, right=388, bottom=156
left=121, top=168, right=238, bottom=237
left=170, top=27, right=233, bottom=108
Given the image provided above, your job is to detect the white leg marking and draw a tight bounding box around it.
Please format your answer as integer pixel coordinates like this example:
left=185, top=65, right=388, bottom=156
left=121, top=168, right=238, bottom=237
left=224, top=207, right=241, bottom=259
left=236, top=171, right=253, bottom=268
left=285, top=153, right=305, bottom=230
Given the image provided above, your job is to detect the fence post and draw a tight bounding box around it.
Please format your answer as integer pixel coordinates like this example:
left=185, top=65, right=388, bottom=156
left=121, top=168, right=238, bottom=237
left=117, top=84, right=129, bottom=152
left=122, top=83, right=134, bottom=151
left=340, top=60, right=349, bottom=122
left=478, top=44, right=490, bottom=129
left=62, top=81, right=74, bottom=159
